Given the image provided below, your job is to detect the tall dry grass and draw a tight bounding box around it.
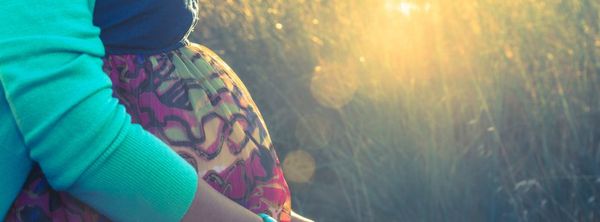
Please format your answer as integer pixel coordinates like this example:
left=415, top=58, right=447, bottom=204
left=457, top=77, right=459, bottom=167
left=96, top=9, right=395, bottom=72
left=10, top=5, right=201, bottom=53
left=191, top=0, right=600, bottom=221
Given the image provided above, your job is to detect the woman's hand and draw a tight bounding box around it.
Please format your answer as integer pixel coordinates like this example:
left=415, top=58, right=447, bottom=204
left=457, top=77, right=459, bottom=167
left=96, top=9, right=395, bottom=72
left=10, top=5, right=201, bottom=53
left=291, top=211, right=315, bottom=222
left=182, top=179, right=263, bottom=222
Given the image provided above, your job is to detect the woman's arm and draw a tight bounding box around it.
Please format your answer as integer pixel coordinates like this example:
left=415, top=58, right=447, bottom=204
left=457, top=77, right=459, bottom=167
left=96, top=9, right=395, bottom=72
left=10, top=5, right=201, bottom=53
left=0, top=1, right=197, bottom=221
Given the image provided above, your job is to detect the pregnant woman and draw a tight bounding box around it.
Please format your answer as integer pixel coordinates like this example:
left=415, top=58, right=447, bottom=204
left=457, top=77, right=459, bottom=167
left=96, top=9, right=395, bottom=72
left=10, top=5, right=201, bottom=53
left=1, top=0, right=308, bottom=221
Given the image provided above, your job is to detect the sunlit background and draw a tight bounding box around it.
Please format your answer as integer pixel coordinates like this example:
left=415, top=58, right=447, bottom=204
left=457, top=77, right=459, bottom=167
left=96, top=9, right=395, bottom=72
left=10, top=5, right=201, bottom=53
left=191, top=0, right=600, bottom=221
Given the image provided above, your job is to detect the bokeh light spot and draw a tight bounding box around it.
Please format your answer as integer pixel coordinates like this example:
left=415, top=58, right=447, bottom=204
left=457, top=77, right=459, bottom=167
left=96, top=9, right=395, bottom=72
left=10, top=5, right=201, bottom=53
left=283, top=149, right=316, bottom=184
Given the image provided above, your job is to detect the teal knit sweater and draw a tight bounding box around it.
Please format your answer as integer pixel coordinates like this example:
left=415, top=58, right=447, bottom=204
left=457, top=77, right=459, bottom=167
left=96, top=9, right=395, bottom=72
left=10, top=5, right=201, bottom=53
left=0, top=1, right=198, bottom=221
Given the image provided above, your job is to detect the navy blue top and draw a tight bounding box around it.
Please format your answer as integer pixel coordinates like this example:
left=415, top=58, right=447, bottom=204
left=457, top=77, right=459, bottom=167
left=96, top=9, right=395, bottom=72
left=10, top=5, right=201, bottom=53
left=94, top=0, right=198, bottom=55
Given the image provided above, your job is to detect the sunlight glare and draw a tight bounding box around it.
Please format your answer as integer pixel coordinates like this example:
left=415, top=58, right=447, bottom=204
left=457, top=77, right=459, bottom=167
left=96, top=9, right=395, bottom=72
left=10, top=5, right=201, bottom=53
left=385, top=1, right=418, bottom=16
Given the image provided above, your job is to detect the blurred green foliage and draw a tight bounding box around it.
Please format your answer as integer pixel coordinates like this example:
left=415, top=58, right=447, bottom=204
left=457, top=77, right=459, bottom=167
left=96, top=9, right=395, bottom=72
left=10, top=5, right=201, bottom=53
left=190, top=0, right=600, bottom=221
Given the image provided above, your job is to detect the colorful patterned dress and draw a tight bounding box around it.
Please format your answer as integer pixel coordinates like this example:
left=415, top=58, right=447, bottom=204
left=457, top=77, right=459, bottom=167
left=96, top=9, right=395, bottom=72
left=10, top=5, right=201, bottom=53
left=5, top=44, right=292, bottom=222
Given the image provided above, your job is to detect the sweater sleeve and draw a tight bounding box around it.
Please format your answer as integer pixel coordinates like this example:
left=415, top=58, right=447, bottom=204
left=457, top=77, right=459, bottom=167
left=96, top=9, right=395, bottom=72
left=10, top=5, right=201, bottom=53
left=0, top=1, right=198, bottom=221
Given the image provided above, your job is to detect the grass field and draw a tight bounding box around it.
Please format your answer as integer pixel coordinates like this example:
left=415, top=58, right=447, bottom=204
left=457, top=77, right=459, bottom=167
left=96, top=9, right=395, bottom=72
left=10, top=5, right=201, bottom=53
left=190, top=0, right=600, bottom=221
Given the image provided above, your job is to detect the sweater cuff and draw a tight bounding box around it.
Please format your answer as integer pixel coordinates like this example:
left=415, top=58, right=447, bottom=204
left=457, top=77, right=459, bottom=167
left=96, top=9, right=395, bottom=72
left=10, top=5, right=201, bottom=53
left=69, top=124, right=198, bottom=222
